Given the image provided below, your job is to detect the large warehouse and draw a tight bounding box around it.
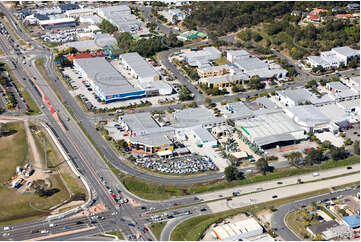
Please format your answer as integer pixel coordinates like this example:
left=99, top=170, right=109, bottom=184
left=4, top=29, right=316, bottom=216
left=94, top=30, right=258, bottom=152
left=236, top=109, right=306, bottom=149
left=73, top=57, right=145, bottom=102
left=211, top=218, right=263, bottom=241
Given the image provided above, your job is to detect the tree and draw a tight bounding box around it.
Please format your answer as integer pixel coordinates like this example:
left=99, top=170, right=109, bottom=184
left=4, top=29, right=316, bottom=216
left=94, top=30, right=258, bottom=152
left=353, top=140, right=360, bottom=155
left=305, top=149, right=324, bottom=165
left=248, top=75, right=265, bottom=90
left=305, top=80, right=317, bottom=88
left=285, top=152, right=303, bottom=166
left=98, top=19, right=118, bottom=34
left=256, top=158, right=269, bottom=175
left=329, top=146, right=348, bottom=161
left=224, top=166, right=241, bottom=182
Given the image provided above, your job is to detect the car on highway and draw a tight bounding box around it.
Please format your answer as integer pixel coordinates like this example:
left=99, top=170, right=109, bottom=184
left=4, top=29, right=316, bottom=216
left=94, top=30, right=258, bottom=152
left=272, top=195, right=278, bottom=199
left=226, top=198, right=232, bottom=201
left=173, top=202, right=179, bottom=206
left=347, top=166, right=352, bottom=170
left=141, top=206, right=147, bottom=210
left=200, top=208, right=207, bottom=212
left=31, top=230, right=39, bottom=234
left=277, top=181, right=283, bottom=185
left=128, top=223, right=135, bottom=227
left=76, top=221, right=83, bottom=224
left=143, top=227, right=149, bottom=232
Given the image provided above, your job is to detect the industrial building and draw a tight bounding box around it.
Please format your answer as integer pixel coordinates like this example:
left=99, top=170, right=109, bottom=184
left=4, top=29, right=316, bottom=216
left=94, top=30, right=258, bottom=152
left=38, top=17, right=77, bottom=29
left=192, top=127, right=218, bottom=148
left=197, top=65, right=232, bottom=78
left=326, top=81, right=360, bottom=102
left=98, top=5, right=146, bottom=33
left=307, top=46, right=360, bottom=69
left=65, top=8, right=95, bottom=18
left=180, top=47, right=221, bottom=67
left=275, top=88, right=334, bottom=107
left=172, top=107, right=226, bottom=128
left=73, top=57, right=145, bottom=102
left=120, top=52, right=160, bottom=83
left=61, top=33, right=117, bottom=51
left=227, top=50, right=288, bottom=80
left=128, top=133, right=174, bottom=154
left=285, top=105, right=332, bottom=133
left=119, top=52, right=173, bottom=95
left=79, top=15, right=102, bottom=25
left=211, top=218, right=263, bottom=241
left=236, top=109, right=306, bottom=149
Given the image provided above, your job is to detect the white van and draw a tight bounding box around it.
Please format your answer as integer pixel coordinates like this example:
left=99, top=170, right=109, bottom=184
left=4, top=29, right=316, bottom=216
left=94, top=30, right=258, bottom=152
left=312, top=172, right=320, bottom=177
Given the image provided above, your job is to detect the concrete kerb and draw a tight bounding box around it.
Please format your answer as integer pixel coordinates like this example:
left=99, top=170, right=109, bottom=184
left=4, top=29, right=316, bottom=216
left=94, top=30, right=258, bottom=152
left=41, top=122, right=92, bottom=220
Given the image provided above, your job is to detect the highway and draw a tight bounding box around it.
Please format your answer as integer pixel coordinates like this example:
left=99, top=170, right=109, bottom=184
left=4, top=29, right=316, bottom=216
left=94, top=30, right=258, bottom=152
left=0, top=3, right=359, bottom=241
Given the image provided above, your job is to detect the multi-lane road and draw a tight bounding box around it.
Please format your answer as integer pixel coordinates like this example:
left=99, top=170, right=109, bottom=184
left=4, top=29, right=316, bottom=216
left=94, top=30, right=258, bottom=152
left=0, top=3, right=359, bottom=241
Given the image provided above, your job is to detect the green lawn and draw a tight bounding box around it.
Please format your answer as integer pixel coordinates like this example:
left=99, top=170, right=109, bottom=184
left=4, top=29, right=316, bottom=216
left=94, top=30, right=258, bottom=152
left=149, top=221, right=167, bottom=240
left=171, top=188, right=330, bottom=241
left=120, top=156, right=359, bottom=200
left=285, top=210, right=315, bottom=240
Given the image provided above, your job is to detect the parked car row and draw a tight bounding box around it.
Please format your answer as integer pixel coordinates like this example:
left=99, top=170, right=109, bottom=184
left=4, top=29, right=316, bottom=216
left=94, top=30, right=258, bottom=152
left=41, top=28, right=90, bottom=43
left=133, top=155, right=217, bottom=174
left=78, top=94, right=94, bottom=110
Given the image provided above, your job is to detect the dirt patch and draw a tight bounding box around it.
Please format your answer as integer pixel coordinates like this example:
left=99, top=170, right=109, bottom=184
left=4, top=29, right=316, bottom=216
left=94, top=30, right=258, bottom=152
left=72, top=203, right=106, bottom=217
left=256, top=209, right=272, bottom=224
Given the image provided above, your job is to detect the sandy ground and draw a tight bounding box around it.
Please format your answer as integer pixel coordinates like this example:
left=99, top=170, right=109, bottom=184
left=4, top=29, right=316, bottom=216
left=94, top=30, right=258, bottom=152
left=72, top=203, right=106, bottom=217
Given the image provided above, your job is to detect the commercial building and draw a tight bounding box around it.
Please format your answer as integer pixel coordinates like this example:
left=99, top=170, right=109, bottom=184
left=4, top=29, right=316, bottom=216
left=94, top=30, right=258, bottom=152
left=65, top=8, right=95, bottom=18
left=79, top=15, right=102, bottom=25
left=326, top=81, right=360, bottom=102
left=307, top=46, right=360, bottom=69
left=197, top=65, right=232, bottom=78
left=198, top=73, right=250, bottom=88
left=38, top=17, right=77, bottom=30
left=192, top=127, right=218, bottom=148
left=172, top=107, right=226, bottom=129
left=73, top=57, right=145, bottom=102
left=275, top=88, right=334, bottom=107
left=211, top=218, right=263, bottom=241
left=318, top=103, right=352, bottom=128
left=61, top=33, right=117, bottom=51
left=119, top=113, right=174, bottom=154
left=98, top=5, right=146, bottom=33
left=177, top=30, right=207, bottom=41
left=285, top=105, right=331, bottom=133
left=180, top=47, right=221, bottom=67
left=227, top=50, right=288, bottom=80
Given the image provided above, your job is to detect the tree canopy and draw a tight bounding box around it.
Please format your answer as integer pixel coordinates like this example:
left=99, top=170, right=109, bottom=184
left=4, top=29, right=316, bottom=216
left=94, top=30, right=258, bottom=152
left=98, top=19, right=118, bottom=34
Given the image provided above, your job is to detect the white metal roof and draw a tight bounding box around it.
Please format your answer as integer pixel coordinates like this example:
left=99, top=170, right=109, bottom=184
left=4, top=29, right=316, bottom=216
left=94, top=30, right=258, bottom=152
left=212, top=218, right=263, bottom=240
left=120, top=52, right=159, bottom=82
left=74, top=57, right=141, bottom=96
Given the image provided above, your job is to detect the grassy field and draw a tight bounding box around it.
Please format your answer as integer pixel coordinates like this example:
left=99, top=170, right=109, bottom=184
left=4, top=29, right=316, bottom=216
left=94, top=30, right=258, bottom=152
left=149, top=221, right=167, bottom=240
left=120, top=156, right=359, bottom=200
left=0, top=122, right=87, bottom=225
left=0, top=122, right=27, bottom=182
left=285, top=210, right=314, bottom=239
left=2, top=63, right=41, bottom=115
left=170, top=188, right=330, bottom=241
left=106, top=230, right=125, bottom=240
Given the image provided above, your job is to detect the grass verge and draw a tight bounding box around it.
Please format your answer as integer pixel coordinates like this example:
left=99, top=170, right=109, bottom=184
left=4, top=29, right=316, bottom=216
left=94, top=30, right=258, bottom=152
left=119, top=156, right=359, bottom=200
left=170, top=188, right=330, bottom=241
left=106, top=230, right=125, bottom=240
left=149, top=221, right=167, bottom=240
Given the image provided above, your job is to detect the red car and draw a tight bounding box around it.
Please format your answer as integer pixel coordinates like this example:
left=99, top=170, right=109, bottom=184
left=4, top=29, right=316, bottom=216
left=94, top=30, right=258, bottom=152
left=111, top=193, right=116, bottom=199
left=143, top=227, right=148, bottom=232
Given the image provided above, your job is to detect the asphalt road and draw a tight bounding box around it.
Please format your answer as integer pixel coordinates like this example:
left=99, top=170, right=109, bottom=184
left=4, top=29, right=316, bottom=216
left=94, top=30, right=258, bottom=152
left=271, top=188, right=359, bottom=241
